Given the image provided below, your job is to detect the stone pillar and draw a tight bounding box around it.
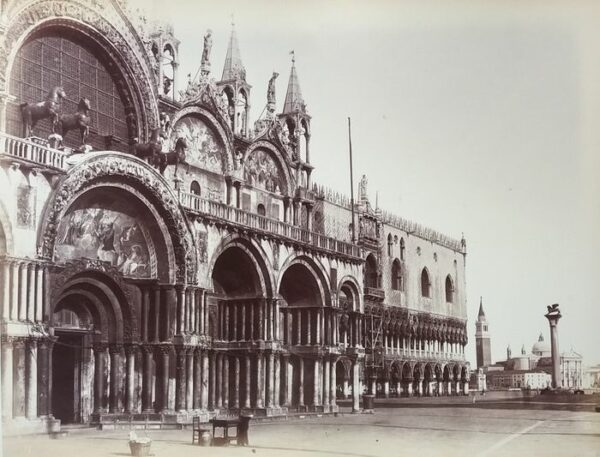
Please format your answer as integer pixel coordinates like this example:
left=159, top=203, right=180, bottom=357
left=93, top=343, right=107, bottom=413
left=323, top=358, right=330, bottom=407
left=298, top=357, right=304, bottom=408
left=37, top=339, right=53, bottom=417
left=175, top=346, right=187, bottom=412
left=266, top=353, right=274, bottom=408
left=201, top=351, right=209, bottom=409
left=545, top=305, right=562, bottom=389
left=18, top=262, right=27, bottom=321
left=222, top=355, right=229, bottom=408
left=209, top=352, right=216, bottom=409
left=1, top=260, right=10, bottom=320
left=35, top=265, right=44, bottom=322
left=26, top=264, right=35, bottom=321
left=193, top=349, right=202, bottom=410
left=1, top=337, right=13, bottom=419
left=313, top=359, right=320, bottom=406
left=281, top=355, right=289, bottom=407
left=407, top=379, right=413, bottom=397
left=274, top=354, right=280, bottom=407
left=141, top=345, right=154, bottom=412
left=215, top=353, right=222, bottom=408
left=153, top=287, right=161, bottom=343
left=351, top=359, right=360, bottom=412
left=125, top=345, right=137, bottom=413
left=176, top=286, right=185, bottom=335
left=233, top=356, right=240, bottom=409
left=256, top=353, right=265, bottom=408
left=446, top=381, right=452, bottom=396
left=9, top=261, right=18, bottom=321
left=383, top=380, right=390, bottom=398
left=186, top=348, right=194, bottom=410
left=330, top=359, right=337, bottom=407
left=109, top=345, right=121, bottom=413
left=455, top=381, right=460, bottom=395
left=343, top=380, right=350, bottom=399
left=157, top=345, right=171, bottom=412
left=244, top=355, right=251, bottom=408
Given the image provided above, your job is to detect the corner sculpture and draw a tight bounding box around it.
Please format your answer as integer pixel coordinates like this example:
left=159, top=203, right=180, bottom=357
left=20, top=86, right=67, bottom=137
left=56, top=97, right=92, bottom=146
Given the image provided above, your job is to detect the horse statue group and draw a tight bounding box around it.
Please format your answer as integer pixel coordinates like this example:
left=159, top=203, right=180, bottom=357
left=20, top=86, right=91, bottom=145
left=20, top=86, right=188, bottom=175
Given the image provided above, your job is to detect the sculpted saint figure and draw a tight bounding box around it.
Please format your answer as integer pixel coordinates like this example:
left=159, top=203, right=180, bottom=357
left=267, top=72, right=279, bottom=105
left=201, top=30, right=213, bottom=65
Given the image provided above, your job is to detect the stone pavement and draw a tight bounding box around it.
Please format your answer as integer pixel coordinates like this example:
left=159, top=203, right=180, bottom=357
left=4, top=405, right=600, bottom=457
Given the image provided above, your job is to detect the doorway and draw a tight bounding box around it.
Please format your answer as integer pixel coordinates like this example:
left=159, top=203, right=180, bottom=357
left=52, top=331, right=84, bottom=424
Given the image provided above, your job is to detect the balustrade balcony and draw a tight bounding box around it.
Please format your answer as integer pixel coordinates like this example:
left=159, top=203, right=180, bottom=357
left=0, top=132, right=67, bottom=169
left=180, top=191, right=362, bottom=259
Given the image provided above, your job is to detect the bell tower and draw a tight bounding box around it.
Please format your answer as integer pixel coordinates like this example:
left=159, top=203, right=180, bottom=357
left=475, top=297, right=492, bottom=369
left=217, top=21, right=251, bottom=137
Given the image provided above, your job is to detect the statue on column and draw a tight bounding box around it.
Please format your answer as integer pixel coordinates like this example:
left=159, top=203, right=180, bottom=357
left=267, top=72, right=279, bottom=114
left=358, top=174, right=368, bottom=202
left=201, top=29, right=213, bottom=75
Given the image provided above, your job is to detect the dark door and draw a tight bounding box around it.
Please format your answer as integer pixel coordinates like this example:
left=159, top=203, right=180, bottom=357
left=52, top=332, right=83, bottom=423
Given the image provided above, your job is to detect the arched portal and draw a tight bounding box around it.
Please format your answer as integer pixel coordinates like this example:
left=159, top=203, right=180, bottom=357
left=50, top=270, right=133, bottom=424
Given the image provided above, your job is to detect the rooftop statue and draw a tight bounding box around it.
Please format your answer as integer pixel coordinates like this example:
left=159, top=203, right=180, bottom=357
left=201, top=29, right=213, bottom=66
left=267, top=72, right=279, bottom=105
left=359, top=174, right=368, bottom=201
left=20, top=86, right=66, bottom=137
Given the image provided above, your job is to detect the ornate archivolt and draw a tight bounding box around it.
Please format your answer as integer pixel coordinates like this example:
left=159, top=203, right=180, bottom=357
left=0, top=0, right=159, bottom=139
left=39, top=152, right=197, bottom=284
left=243, top=141, right=294, bottom=197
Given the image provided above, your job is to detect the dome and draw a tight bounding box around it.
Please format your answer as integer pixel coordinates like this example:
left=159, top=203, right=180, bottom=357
left=532, top=333, right=551, bottom=356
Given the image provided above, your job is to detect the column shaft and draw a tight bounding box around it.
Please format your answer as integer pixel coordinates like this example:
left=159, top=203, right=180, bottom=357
left=109, top=347, right=121, bottom=413
left=175, top=347, right=187, bottom=411
left=93, top=345, right=106, bottom=413
left=193, top=349, right=201, bottom=410
left=201, top=351, right=209, bottom=409
left=142, top=346, right=154, bottom=412
left=1, top=339, right=13, bottom=419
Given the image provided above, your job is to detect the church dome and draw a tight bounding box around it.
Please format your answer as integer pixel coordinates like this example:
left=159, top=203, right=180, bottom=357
left=532, top=333, right=551, bottom=356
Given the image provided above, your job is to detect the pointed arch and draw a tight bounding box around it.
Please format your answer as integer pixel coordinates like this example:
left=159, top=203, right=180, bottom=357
left=421, top=267, right=431, bottom=298
left=445, top=275, right=455, bottom=303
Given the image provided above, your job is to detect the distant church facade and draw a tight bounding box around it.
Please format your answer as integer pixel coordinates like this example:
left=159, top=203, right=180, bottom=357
left=0, top=0, right=468, bottom=434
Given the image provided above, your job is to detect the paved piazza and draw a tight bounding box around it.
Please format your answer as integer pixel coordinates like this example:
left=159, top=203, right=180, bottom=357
left=4, top=405, right=600, bottom=457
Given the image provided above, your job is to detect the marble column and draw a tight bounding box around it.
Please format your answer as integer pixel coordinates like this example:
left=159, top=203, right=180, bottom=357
left=383, top=380, right=390, bottom=398
left=233, top=356, right=240, bottom=409
left=156, top=345, right=171, bottom=412
left=26, top=264, right=35, bottom=321
left=1, top=260, right=10, bottom=320
left=274, top=354, right=281, bottom=408
left=35, top=264, right=44, bottom=322
left=186, top=348, right=194, bottom=411
left=18, top=262, right=27, bottom=321
left=201, top=351, right=209, bottom=409
left=109, top=345, right=121, bottom=413
left=323, top=358, right=330, bottom=407
left=193, top=349, right=202, bottom=410
left=141, top=345, right=154, bottom=412
left=9, top=261, right=18, bottom=321
left=330, top=359, right=337, bottom=407
left=256, top=353, right=264, bottom=408
left=222, top=355, right=229, bottom=408
left=215, top=353, right=222, bottom=408
left=407, top=380, right=413, bottom=397
left=266, top=353, right=274, bottom=408
left=1, top=337, right=13, bottom=419
left=351, top=359, right=360, bottom=412
left=281, top=355, right=289, bottom=407
left=298, top=357, right=304, bottom=408
left=175, top=346, right=187, bottom=412
left=209, top=352, right=216, bottom=409
left=313, top=359, right=319, bottom=407
left=124, top=345, right=137, bottom=413
left=176, top=286, right=185, bottom=335
left=93, top=343, right=107, bottom=413
left=545, top=306, right=562, bottom=389
left=13, top=339, right=26, bottom=418
left=37, top=339, right=53, bottom=417
left=244, top=355, right=251, bottom=408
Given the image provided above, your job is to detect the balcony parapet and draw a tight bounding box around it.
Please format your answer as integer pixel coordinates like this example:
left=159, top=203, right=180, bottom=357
left=179, top=191, right=362, bottom=260
left=364, top=287, right=385, bottom=302
left=0, top=133, right=68, bottom=170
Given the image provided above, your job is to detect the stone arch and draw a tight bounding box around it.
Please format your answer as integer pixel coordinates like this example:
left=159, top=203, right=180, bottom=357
left=277, top=255, right=332, bottom=307
left=168, top=105, right=234, bottom=173
left=54, top=289, right=110, bottom=340
left=244, top=141, right=294, bottom=197
left=337, top=275, right=362, bottom=312
left=51, top=268, right=136, bottom=342
left=207, top=235, right=274, bottom=297
left=38, top=152, right=196, bottom=284
left=0, top=2, right=159, bottom=139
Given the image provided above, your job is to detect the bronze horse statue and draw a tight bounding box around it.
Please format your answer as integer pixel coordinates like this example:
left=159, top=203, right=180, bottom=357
left=130, top=127, right=162, bottom=164
left=56, top=97, right=92, bottom=145
left=20, top=86, right=67, bottom=137
left=157, top=137, right=188, bottom=176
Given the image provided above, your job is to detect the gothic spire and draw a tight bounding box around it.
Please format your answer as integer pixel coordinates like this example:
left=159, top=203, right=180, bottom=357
left=282, top=51, right=306, bottom=114
left=478, top=296, right=486, bottom=320
left=221, top=20, right=246, bottom=81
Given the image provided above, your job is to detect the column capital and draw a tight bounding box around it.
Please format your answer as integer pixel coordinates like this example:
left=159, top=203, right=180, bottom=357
left=141, top=344, right=155, bottom=355
left=108, top=344, right=123, bottom=354
left=93, top=342, right=108, bottom=352
left=124, top=343, right=139, bottom=356
left=155, top=343, right=173, bottom=356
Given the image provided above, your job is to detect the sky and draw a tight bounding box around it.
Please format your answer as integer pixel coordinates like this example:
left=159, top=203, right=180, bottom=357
left=136, top=0, right=600, bottom=366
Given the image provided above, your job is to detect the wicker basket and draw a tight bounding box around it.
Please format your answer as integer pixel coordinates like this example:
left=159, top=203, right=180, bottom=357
left=129, top=440, right=151, bottom=457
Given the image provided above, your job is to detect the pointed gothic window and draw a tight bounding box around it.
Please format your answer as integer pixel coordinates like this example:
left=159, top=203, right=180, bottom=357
left=391, top=259, right=403, bottom=291
left=387, top=233, right=393, bottom=256
left=400, top=238, right=406, bottom=261
left=445, top=275, right=454, bottom=303
left=421, top=268, right=431, bottom=298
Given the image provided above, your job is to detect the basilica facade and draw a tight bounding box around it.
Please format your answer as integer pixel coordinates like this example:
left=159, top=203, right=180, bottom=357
left=0, top=0, right=469, bottom=434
